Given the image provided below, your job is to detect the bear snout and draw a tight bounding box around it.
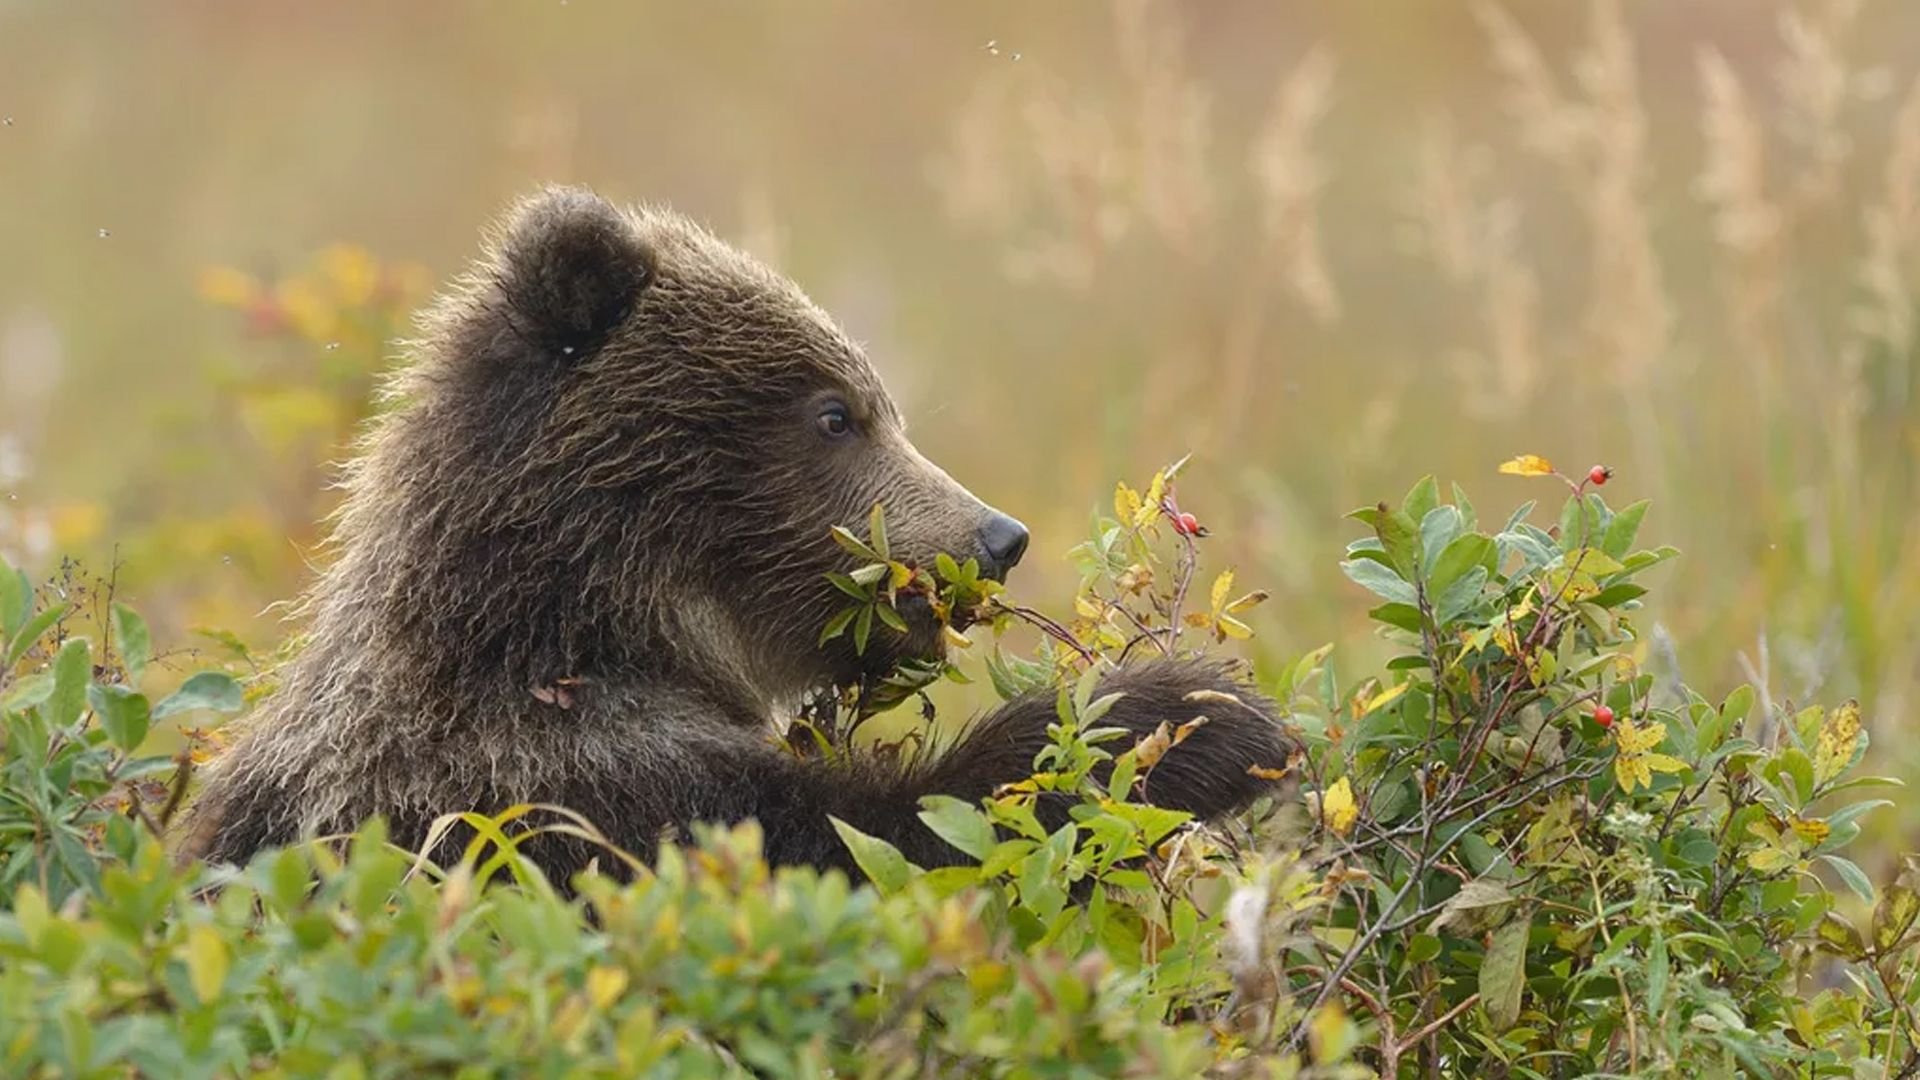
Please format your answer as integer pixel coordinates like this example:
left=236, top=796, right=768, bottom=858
left=977, top=511, right=1030, bottom=581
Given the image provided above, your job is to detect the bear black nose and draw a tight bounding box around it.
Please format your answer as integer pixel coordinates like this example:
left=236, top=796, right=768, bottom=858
left=979, top=512, right=1030, bottom=579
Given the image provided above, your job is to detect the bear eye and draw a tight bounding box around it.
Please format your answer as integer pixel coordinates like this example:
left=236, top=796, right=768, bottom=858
left=816, top=402, right=854, bottom=440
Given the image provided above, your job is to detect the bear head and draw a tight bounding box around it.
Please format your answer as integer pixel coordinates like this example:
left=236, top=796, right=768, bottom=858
left=341, top=186, right=1026, bottom=721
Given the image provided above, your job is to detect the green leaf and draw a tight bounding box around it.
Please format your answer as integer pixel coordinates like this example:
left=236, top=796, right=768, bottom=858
left=1721, top=685, right=1755, bottom=728
left=826, top=572, right=871, bottom=600
left=1619, top=546, right=1681, bottom=575
left=1480, top=912, right=1531, bottom=1033
left=1824, top=799, right=1892, bottom=832
left=1340, top=558, right=1416, bottom=605
left=1418, top=506, right=1464, bottom=577
left=1600, top=499, right=1649, bottom=558
left=1402, top=474, right=1440, bottom=525
left=111, top=603, right=152, bottom=684
left=1557, top=493, right=1603, bottom=552
left=1427, top=533, right=1495, bottom=596
left=917, top=796, right=997, bottom=860
left=1367, top=602, right=1424, bottom=633
left=1, top=672, right=54, bottom=712
left=828, top=818, right=916, bottom=893
left=867, top=502, right=890, bottom=560
left=87, top=683, right=150, bottom=752
left=1451, top=482, right=1478, bottom=531
left=1407, top=933, right=1442, bottom=965
left=1779, top=748, right=1816, bottom=805
left=1818, top=855, right=1875, bottom=905
left=0, top=561, right=28, bottom=641
left=1645, top=930, right=1669, bottom=1016
left=1347, top=503, right=1421, bottom=578
left=818, top=607, right=857, bottom=645
left=1434, top=567, right=1489, bottom=626
left=5, top=603, right=70, bottom=668
left=1676, top=837, right=1719, bottom=867
left=873, top=602, right=909, bottom=635
left=828, top=526, right=881, bottom=562
left=153, top=672, right=246, bottom=719
left=1107, top=749, right=1139, bottom=801
left=852, top=605, right=874, bottom=655
left=1821, top=774, right=1905, bottom=797
left=1587, top=583, right=1646, bottom=608
left=934, top=552, right=962, bottom=584
left=47, top=637, right=90, bottom=730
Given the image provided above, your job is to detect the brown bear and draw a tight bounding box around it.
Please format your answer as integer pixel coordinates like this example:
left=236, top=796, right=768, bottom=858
left=177, top=187, right=1292, bottom=881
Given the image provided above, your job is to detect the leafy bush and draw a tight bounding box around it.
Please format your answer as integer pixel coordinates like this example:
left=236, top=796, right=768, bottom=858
left=2, top=462, right=1918, bottom=1077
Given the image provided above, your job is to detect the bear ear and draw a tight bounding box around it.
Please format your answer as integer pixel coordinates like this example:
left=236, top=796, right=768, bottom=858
left=490, top=186, right=652, bottom=351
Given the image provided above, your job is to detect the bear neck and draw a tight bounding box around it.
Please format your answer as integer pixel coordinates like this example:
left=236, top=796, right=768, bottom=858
left=277, top=524, right=797, bottom=738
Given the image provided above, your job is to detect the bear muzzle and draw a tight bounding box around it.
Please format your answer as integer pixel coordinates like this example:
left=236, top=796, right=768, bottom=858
left=977, top=511, right=1030, bottom=582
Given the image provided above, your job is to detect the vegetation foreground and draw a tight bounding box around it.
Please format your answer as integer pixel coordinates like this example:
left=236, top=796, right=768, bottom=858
left=2, top=462, right=1919, bottom=1078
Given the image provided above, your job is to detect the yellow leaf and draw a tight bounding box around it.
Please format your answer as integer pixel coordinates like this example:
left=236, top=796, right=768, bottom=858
left=274, top=277, right=339, bottom=342
left=1183, top=689, right=1246, bottom=708
left=195, top=265, right=262, bottom=308
left=1225, top=589, right=1271, bottom=615
left=1612, top=715, right=1667, bottom=754
left=1642, top=753, right=1687, bottom=776
left=1214, top=614, right=1255, bottom=641
left=1308, top=1001, right=1359, bottom=1066
left=49, top=502, right=106, bottom=548
left=186, top=925, right=230, bottom=1003
left=1614, top=753, right=1652, bottom=793
left=1498, top=454, right=1556, bottom=478
left=1247, top=764, right=1291, bottom=780
left=1362, top=681, right=1411, bottom=715
left=1541, top=566, right=1600, bottom=602
left=1210, top=569, right=1235, bottom=614
left=888, top=562, right=913, bottom=591
left=1138, top=471, right=1167, bottom=527
left=1815, top=699, right=1863, bottom=784
left=1134, top=722, right=1173, bottom=768
left=1114, top=482, right=1142, bottom=525
left=586, top=965, right=630, bottom=1009
left=1322, top=777, right=1358, bottom=836
left=1789, top=817, right=1832, bottom=846
left=239, top=387, right=347, bottom=453
left=1115, top=563, right=1154, bottom=595
left=319, top=244, right=380, bottom=306
left=1748, top=846, right=1798, bottom=872
left=1172, top=716, right=1208, bottom=745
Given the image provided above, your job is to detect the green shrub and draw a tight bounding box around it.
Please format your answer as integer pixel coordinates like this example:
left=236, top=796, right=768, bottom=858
left=1, top=461, right=1916, bottom=1077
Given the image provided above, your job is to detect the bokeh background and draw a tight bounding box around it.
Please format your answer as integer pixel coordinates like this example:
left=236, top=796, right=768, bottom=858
left=4, top=3, right=1920, bottom=855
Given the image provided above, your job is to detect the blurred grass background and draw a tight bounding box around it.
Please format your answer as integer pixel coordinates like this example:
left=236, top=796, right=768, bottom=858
left=5, top=3, right=1920, bottom=853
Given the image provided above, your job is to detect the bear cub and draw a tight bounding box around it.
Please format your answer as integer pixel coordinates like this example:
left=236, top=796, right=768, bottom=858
left=178, top=187, right=1293, bottom=881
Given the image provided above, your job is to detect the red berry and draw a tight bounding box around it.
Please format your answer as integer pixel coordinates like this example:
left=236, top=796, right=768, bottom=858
left=1587, top=465, right=1612, bottom=486
left=1592, top=705, right=1614, bottom=728
left=1173, top=512, right=1201, bottom=536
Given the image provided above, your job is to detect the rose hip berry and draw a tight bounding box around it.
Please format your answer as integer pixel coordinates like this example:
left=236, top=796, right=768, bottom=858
left=1173, top=512, right=1201, bottom=537
left=1593, top=705, right=1615, bottom=728
left=1588, top=465, right=1612, bottom=486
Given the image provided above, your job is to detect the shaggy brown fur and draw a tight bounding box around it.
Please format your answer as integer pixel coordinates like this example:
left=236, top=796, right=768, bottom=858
left=176, top=187, right=1293, bottom=881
